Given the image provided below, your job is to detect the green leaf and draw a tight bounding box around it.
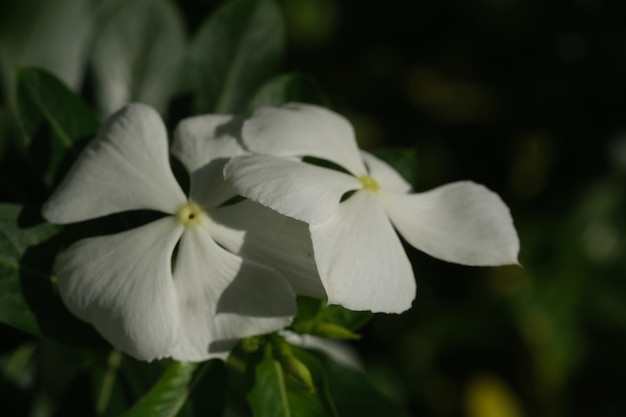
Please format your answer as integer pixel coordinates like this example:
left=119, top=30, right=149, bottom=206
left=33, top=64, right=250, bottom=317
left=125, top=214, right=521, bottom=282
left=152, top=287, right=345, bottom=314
left=0, top=203, right=57, bottom=335
left=190, top=0, right=285, bottom=114
left=317, top=305, right=373, bottom=333
left=15, top=67, right=99, bottom=187
left=119, top=361, right=205, bottom=417
left=247, top=72, right=331, bottom=113
left=372, top=147, right=418, bottom=186
left=0, top=0, right=95, bottom=103
left=89, top=0, right=186, bottom=117
left=0, top=203, right=103, bottom=346
left=291, top=296, right=373, bottom=339
left=248, top=343, right=338, bottom=417
left=0, top=106, right=31, bottom=202
left=314, top=352, right=412, bottom=417
left=16, top=68, right=99, bottom=146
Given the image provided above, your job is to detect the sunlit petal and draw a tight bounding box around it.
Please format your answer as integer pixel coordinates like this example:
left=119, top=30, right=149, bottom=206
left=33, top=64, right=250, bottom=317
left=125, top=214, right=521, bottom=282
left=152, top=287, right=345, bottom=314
left=56, top=217, right=184, bottom=361
left=311, top=191, right=416, bottom=313
left=361, top=151, right=412, bottom=193
left=382, top=181, right=519, bottom=266
left=170, top=223, right=295, bottom=361
left=43, top=104, right=187, bottom=223
left=208, top=199, right=325, bottom=298
left=242, top=103, right=367, bottom=176
left=224, top=155, right=361, bottom=224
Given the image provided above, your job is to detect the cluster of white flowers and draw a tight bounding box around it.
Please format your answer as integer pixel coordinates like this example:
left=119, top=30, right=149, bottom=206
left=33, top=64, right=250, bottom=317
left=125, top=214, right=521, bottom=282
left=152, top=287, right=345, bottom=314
left=43, top=103, right=519, bottom=362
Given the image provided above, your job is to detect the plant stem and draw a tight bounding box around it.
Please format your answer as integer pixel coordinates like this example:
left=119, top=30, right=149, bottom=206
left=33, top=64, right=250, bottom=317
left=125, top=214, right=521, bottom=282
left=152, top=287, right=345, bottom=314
left=96, top=350, right=122, bottom=416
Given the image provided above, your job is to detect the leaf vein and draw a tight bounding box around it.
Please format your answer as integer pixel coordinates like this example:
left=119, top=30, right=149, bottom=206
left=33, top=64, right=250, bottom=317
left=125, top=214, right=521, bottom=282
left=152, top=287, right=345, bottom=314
left=0, top=224, right=25, bottom=256
left=26, top=81, right=73, bottom=148
left=0, top=257, right=55, bottom=282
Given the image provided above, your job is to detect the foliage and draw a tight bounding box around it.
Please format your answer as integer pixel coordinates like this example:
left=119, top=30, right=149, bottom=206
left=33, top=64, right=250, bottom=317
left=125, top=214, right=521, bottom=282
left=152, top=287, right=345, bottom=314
left=0, top=1, right=415, bottom=416
left=1, top=0, right=623, bottom=416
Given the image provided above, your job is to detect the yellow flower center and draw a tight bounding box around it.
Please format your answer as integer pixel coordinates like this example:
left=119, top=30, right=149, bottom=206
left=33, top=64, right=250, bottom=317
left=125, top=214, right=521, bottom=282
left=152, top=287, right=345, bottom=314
left=358, top=175, right=380, bottom=193
left=176, top=202, right=204, bottom=227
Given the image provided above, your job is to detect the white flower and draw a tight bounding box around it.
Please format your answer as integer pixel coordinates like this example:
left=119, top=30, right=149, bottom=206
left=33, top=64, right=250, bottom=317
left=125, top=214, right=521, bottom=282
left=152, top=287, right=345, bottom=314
left=43, top=103, right=316, bottom=362
left=224, top=103, right=520, bottom=314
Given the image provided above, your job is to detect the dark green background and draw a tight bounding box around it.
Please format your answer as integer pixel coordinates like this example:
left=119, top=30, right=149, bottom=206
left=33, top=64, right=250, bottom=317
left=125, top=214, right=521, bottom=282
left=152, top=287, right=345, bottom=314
left=273, top=1, right=626, bottom=416
left=2, top=1, right=625, bottom=416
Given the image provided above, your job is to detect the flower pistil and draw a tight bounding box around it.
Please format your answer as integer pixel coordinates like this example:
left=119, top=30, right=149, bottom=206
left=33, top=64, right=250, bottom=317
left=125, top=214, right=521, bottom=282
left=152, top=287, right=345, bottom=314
left=177, top=202, right=204, bottom=227
left=358, top=175, right=380, bottom=193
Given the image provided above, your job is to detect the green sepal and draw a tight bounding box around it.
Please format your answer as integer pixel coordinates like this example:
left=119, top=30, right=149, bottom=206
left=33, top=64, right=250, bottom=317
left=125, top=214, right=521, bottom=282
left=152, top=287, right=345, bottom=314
left=248, top=338, right=338, bottom=417
left=273, top=338, right=315, bottom=393
left=291, top=296, right=373, bottom=340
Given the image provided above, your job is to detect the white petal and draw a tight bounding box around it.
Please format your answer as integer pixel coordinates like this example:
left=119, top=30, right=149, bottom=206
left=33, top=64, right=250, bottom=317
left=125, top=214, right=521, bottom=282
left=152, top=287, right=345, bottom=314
left=172, top=114, right=245, bottom=208
left=242, top=103, right=367, bottom=176
left=171, top=114, right=244, bottom=173
left=382, top=181, right=520, bottom=266
left=56, top=217, right=184, bottom=361
left=43, top=104, right=187, bottom=224
left=170, top=222, right=296, bottom=361
left=208, top=199, right=325, bottom=298
left=361, top=151, right=412, bottom=193
left=188, top=163, right=238, bottom=210
left=224, top=155, right=361, bottom=224
left=310, top=191, right=416, bottom=313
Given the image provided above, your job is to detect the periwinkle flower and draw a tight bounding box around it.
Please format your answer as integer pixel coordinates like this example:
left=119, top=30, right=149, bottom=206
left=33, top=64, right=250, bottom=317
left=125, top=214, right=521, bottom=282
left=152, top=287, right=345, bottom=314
left=43, top=104, right=320, bottom=361
left=225, top=104, right=520, bottom=313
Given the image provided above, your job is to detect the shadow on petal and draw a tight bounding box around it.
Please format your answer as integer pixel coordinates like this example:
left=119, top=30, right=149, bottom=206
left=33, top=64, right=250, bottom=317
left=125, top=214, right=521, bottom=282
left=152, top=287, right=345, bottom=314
left=215, top=117, right=244, bottom=144
left=209, top=199, right=326, bottom=298
left=208, top=338, right=238, bottom=355
left=216, top=260, right=296, bottom=317
left=189, top=157, right=237, bottom=209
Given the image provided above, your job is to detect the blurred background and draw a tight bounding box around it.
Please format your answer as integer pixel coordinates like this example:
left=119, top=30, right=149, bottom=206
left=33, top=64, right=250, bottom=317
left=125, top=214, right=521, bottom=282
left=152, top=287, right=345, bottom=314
left=2, top=0, right=626, bottom=416
left=269, top=1, right=626, bottom=416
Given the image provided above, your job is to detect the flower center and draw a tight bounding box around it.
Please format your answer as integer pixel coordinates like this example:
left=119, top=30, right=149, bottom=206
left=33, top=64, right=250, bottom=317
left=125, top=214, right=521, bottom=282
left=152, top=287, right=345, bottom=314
left=176, top=202, right=204, bottom=227
left=358, top=175, right=380, bottom=193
